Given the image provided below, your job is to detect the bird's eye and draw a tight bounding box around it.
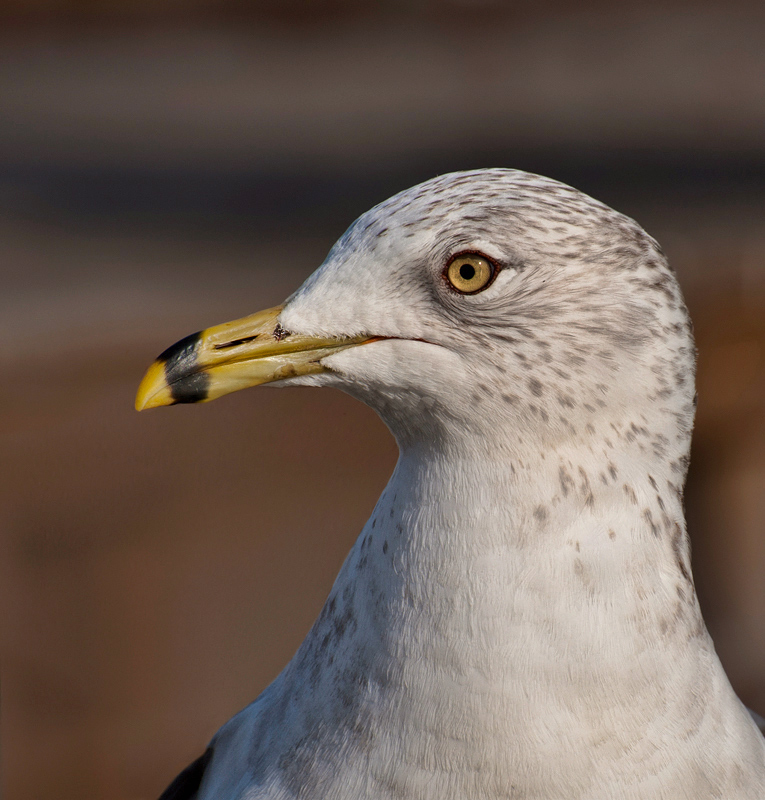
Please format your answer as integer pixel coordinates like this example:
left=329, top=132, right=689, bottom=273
left=445, top=254, right=495, bottom=294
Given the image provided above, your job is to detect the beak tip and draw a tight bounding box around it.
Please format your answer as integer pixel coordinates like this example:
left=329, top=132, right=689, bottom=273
left=135, top=360, right=173, bottom=412
left=134, top=393, right=153, bottom=412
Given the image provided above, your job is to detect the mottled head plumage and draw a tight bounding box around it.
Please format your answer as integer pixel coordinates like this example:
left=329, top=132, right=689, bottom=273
left=282, top=169, right=696, bottom=466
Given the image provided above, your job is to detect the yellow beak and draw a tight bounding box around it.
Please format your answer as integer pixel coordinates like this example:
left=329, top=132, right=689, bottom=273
left=135, top=305, right=370, bottom=411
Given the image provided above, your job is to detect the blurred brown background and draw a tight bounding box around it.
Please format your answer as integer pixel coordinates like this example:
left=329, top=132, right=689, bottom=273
left=1, top=1, right=765, bottom=798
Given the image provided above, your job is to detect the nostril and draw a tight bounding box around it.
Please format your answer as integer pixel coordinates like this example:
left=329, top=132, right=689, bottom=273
left=213, top=335, right=260, bottom=350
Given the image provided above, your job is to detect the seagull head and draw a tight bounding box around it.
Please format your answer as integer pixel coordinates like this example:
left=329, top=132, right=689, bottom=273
left=136, top=169, right=696, bottom=464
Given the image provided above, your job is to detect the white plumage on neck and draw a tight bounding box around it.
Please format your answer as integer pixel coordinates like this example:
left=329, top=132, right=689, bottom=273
left=204, top=444, right=762, bottom=798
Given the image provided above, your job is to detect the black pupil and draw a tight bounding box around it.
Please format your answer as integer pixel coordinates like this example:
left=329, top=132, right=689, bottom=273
left=459, top=263, right=476, bottom=281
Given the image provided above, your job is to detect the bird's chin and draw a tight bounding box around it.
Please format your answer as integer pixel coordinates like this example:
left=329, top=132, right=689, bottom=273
left=316, top=337, right=465, bottom=394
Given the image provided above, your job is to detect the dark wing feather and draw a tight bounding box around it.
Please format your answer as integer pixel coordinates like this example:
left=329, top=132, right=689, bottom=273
left=158, top=748, right=213, bottom=800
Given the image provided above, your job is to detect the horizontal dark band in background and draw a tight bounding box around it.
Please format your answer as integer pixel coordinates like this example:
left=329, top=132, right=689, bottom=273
left=2, top=146, right=764, bottom=231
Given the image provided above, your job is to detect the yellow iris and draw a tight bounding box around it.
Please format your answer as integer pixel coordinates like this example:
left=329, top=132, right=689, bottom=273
left=445, top=254, right=494, bottom=294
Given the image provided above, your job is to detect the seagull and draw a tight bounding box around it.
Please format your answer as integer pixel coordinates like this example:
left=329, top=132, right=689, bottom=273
left=136, top=169, right=765, bottom=799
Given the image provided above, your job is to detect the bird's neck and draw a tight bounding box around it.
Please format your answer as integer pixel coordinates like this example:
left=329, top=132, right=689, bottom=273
left=279, top=439, right=755, bottom=797
left=343, top=439, right=708, bottom=698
